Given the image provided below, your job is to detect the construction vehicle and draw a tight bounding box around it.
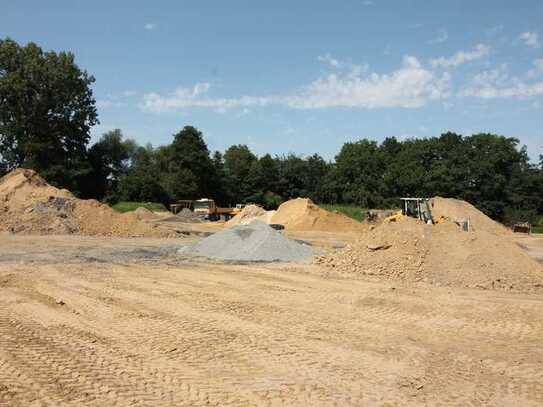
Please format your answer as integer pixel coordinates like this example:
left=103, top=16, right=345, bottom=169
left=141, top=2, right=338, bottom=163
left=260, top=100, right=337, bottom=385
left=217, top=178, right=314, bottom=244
left=169, top=200, right=193, bottom=214
left=384, top=198, right=435, bottom=224
left=193, top=198, right=242, bottom=221
left=513, top=222, right=531, bottom=234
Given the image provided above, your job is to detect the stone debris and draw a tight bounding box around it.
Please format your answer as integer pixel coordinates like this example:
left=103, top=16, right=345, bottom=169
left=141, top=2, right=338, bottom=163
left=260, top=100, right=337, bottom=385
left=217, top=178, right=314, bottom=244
left=180, top=220, right=319, bottom=262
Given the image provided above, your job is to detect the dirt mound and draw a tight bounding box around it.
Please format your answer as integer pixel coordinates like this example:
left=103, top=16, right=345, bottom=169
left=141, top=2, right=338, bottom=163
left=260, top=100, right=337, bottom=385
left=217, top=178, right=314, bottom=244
left=317, top=217, right=543, bottom=292
left=271, top=198, right=365, bottom=232
left=257, top=210, right=276, bottom=224
left=134, top=207, right=160, bottom=221
left=226, top=205, right=266, bottom=226
left=181, top=220, right=318, bottom=262
left=431, top=197, right=508, bottom=235
left=0, top=169, right=173, bottom=237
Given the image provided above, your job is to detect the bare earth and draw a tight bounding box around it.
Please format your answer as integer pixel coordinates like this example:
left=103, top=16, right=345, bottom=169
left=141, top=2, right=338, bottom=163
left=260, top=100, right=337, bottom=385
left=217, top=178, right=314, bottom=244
left=1, top=233, right=543, bottom=406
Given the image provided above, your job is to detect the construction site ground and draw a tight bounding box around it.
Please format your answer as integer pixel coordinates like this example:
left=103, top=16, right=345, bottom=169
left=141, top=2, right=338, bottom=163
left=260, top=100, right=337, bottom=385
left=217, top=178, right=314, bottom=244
left=1, top=230, right=543, bottom=406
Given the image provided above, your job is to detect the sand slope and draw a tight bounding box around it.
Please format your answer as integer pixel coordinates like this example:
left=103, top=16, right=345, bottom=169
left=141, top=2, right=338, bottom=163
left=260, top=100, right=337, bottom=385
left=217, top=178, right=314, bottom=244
left=431, top=197, right=509, bottom=235
left=271, top=198, right=365, bottom=232
left=318, top=217, right=543, bottom=292
left=226, top=204, right=266, bottom=226
left=0, top=169, right=171, bottom=237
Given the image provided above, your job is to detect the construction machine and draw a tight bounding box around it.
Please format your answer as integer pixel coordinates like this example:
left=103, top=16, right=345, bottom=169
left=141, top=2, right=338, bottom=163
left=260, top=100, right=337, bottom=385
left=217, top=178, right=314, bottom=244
left=384, top=198, right=435, bottom=224
left=193, top=198, right=241, bottom=221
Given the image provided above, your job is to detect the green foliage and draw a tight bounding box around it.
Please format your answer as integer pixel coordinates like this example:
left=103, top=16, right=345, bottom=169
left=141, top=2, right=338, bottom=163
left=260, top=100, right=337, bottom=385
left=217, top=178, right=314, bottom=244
left=116, top=144, right=168, bottom=204
left=320, top=204, right=368, bottom=222
left=224, top=144, right=257, bottom=203
left=83, top=129, right=137, bottom=199
left=155, top=126, right=216, bottom=201
left=0, top=38, right=98, bottom=192
left=112, top=201, right=167, bottom=213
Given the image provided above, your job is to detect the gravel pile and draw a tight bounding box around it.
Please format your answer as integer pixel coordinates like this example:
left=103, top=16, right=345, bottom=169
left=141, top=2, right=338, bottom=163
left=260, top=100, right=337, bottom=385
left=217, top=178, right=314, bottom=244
left=180, top=220, right=318, bottom=262
left=161, top=208, right=202, bottom=223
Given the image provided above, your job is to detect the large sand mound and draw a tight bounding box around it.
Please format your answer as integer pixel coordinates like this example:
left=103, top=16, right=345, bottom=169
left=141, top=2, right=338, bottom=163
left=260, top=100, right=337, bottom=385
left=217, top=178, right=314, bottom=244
left=317, top=217, right=543, bottom=292
left=431, top=197, right=508, bottom=235
left=271, top=198, right=365, bottom=232
left=134, top=207, right=160, bottom=221
left=0, top=169, right=172, bottom=237
left=181, top=220, right=318, bottom=262
left=226, top=204, right=266, bottom=226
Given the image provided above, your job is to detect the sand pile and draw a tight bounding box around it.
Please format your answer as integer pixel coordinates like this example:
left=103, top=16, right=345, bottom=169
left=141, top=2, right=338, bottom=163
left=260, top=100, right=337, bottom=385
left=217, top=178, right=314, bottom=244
left=0, top=169, right=172, bottom=237
left=180, top=220, right=318, bottom=262
left=226, top=204, right=266, bottom=226
left=257, top=210, right=276, bottom=224
left=134, top=207, right=160, bottom=221
left=317, top=217, right=543, bottom=292
left=271, top=198, right=365, bottom=232
left=431, top=197, right=508, bottom=235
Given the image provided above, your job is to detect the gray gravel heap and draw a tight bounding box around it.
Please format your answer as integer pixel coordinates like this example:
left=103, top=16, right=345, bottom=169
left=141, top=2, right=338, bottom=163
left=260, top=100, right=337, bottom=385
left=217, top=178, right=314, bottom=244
left=180, top=220, right=318, bottom=262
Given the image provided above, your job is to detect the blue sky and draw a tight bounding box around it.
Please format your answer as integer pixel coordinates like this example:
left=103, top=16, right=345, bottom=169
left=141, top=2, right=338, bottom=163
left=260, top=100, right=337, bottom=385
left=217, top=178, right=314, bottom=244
left=2, top=1, right=543, bottom=160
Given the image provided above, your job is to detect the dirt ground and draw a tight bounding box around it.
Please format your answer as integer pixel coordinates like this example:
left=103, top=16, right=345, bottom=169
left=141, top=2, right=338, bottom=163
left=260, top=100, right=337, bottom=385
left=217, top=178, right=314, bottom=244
left=1, top=233, right=543, bottom=406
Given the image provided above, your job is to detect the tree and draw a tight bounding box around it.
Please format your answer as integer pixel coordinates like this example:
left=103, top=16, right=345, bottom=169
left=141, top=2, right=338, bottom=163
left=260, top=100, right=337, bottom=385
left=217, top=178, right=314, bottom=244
left=276, top=154, right=309, bottom=200
left=305, top=154, right=329, bottom=201
left=334, top=139, right=385, bottom=207
left=117, top=144, right=168, bottom=204
left=0, top=38, right=98, bottom=192
left=158, top=126, right=215, bottom=201
left=462, top=134, right=522, bottom=219
left=245, top=154, right=282, bottom=208
left=223, top=144, right=257, bottom=203
left=85, top=129, right=137, bottom=199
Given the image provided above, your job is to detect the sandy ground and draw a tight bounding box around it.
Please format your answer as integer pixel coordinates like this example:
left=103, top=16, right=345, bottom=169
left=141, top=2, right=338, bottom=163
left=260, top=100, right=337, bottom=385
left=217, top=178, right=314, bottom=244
left=1, top=233, right=543, bottom=406
left=513, top=233, right=543, bottom=264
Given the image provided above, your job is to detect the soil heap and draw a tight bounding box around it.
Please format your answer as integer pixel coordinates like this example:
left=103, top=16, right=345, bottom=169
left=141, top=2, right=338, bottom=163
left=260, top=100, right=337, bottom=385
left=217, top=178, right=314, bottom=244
left=0, top=169, right=172, bottom=237
left=271, top=198, right=365, bottom=232
left=317, top=217, right=543, bottom=292
left=134, top=207, right=160, bottom=221
left=226, top=204, right=266, bottom=226
left=431, top=197, right=508, bottom=235
left=180, top=220, right=318, bottom=262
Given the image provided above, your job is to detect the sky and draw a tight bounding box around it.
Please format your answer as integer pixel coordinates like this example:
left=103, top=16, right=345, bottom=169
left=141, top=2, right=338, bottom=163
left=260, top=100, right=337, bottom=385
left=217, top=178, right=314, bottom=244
left=2, top=0, right=543, bottom=160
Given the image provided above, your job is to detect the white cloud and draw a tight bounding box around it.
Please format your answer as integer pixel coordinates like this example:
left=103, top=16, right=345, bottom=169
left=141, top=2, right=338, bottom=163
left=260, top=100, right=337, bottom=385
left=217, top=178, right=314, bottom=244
left=362, top=0, right=374, bottom=6
left=144, top=23, right=156, bottom=31
left=428, top=28, right=448, bottom=44
left=527, top=58, right=543, bottom=78
left=519, top=31, right=540, bottom=48
left=429, top=44, right=490, bottom=68
left=318, top=53, right=341, bottom=68
left=287, top=56, right=450, bottom=109
left=141, top=56, right=451, bottom=112
left=96, top=90, right=138, bottom=109
left=141, top=83, right=272, bottom=113
left=96, top=100, right=122, bottom=108
left=459, top=65, right=543, bottom=98
left=409, top=23, right=423, bottom=29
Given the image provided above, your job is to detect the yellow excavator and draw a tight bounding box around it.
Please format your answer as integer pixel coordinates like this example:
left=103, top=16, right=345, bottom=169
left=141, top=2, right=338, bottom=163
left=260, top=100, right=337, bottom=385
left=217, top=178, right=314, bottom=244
left=384, top=198, right=441, bottom=224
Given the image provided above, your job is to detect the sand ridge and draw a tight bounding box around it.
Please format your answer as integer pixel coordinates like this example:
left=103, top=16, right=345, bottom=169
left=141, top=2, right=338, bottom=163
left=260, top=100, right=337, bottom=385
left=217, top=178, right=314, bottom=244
left=271, top=198, right=366, bottom=232
left=0, top=169, right=173, bottom=237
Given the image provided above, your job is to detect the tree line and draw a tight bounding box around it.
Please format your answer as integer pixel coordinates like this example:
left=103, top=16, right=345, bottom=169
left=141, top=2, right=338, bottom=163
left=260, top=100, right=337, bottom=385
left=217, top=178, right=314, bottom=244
left=1, top=38, right=542, bottom=225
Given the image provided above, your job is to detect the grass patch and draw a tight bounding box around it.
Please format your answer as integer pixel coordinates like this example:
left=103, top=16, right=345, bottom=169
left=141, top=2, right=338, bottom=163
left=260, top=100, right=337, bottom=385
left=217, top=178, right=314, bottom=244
left=320, top=204, right=369, bottom=222
left=112, top=201, right=167, bottom=213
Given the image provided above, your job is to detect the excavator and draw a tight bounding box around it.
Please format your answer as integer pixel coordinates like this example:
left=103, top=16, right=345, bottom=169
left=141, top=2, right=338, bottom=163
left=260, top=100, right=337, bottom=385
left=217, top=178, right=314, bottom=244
left=384, top=198, right=437, bottom=224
